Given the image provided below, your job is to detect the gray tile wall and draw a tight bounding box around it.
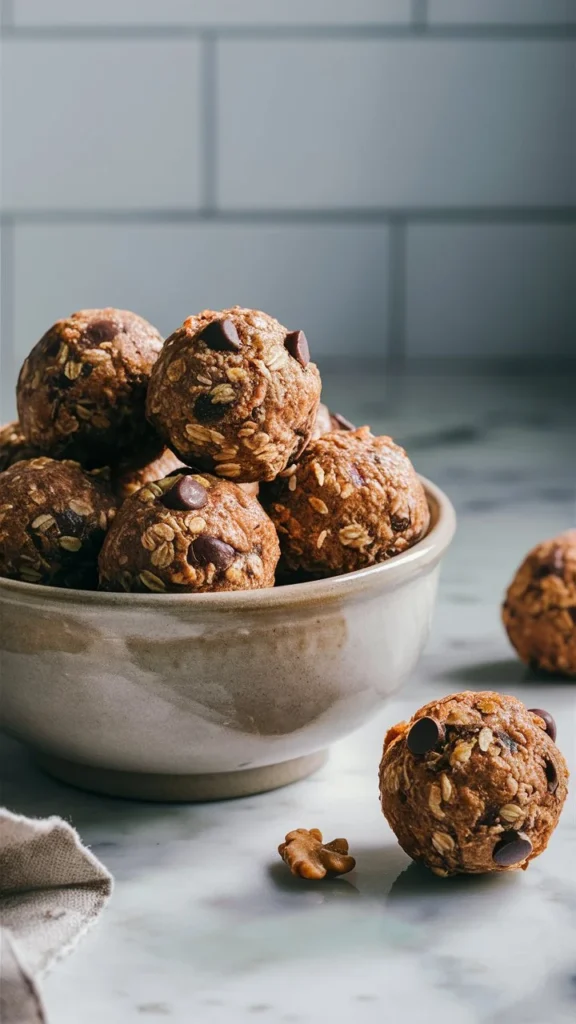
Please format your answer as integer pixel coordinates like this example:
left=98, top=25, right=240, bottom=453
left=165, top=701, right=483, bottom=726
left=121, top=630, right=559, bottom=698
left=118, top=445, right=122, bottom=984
left=1, top=1, right=575, bottom=419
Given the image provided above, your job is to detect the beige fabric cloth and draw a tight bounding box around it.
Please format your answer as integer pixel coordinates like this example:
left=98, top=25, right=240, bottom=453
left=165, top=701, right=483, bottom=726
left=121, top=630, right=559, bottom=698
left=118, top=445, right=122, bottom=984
left=0, top=809, right=112, bottom=1024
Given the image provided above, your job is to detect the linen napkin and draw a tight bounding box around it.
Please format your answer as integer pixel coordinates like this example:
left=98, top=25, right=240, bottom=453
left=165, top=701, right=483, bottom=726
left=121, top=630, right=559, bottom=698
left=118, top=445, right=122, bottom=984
left=0, top=808, right=112, bottom=1024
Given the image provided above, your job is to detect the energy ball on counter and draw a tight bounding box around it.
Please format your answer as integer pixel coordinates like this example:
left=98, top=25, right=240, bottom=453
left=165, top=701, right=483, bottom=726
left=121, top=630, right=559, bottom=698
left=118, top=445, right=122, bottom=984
left=17, top=308, right=163, bottom=463
left=98, top=470, right=279, bottom=594
left=311, top=403, right=356, bottom=440
left=379, top=691, right=568, bottom=876
left=264, top=427, right=429, bottom=576
left=0, top=421, right=40, bottom=472
left=0, top=457, right=117, bottom=588
left=146, top=306, right=322, bottom=483
left=503, top=531, right=576, bottom=676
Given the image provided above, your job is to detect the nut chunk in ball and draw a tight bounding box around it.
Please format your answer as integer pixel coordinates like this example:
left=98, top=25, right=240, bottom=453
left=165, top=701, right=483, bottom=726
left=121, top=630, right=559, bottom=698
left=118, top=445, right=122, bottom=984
left=146, top=307, right=321, bottom=483
left=0, top=421, right=40, bottom=472
left=379, top=691, right=568, bottom=876
left=264, top=427, right=429, bottom=576
left=17, top=308, right=163, bottom=463
left=0, top=457, right=116, bottom=588
left=503, top=531, right=576, bottom=676
left=98, top=471, right=279, bottom=593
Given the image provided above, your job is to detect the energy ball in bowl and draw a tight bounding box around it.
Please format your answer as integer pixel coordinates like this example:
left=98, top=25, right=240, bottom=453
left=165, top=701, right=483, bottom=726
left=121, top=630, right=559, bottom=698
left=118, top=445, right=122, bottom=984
left=264, top=427, right=429, bottom=577
left=311, top=403, right=355, bottom=439
left=0, top=457, right=116, bottom=588
left=379, top=691, right=568, bottom=876
left=503, top=531, right=576, bottom=676
left=17, top=308, right=163, bottom=463
left=146, top=306, right=322, bottom=483
left=98, top=470, right=279, bottom=594
left=0, top=421, right=40, bottom=472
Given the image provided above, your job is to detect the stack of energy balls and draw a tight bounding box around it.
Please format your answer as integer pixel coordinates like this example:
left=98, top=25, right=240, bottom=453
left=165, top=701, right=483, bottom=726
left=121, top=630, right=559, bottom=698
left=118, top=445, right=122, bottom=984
left=0, top=305, right=430, bottom=593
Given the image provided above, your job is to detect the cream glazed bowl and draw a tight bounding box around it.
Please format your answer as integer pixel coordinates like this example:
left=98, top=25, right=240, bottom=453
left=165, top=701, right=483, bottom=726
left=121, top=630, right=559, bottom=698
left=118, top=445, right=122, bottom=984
left=0, top=477, right=455, bottom=801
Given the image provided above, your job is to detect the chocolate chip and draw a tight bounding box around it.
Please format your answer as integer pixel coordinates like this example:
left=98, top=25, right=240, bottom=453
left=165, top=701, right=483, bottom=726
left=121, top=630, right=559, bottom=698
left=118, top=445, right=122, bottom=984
left=497, top=731, right=518, bottom=753
left=407, top=716, right=445, bottom=756
left=161, top=476, right=208, bottom=512
left=391, top=514, right=411, bottom=533
left=544, top=759, right=558, bottom=793
left=534, top=547, right=564, bottom=579
left=194, top=394, right=227, bottom=423
left=569, top=607, right=576, bottom=624
left=528, top=708, right=557, bottom=742
left=81, top=362, right=93, bottom=377
left=44, top=333, right=61, bottom=358
left=493, top=832, right=533, bottom=867
left=330, top=411, right=356, bottom=431
left=198, top=319, right=241, bottom=352
left=284, top=330, right=310, bottom=368
left=54, top=509, right=83, bottom=534
left=188, top=535, right=235, bottom=571
left=85, top=319, right=117, bottom=344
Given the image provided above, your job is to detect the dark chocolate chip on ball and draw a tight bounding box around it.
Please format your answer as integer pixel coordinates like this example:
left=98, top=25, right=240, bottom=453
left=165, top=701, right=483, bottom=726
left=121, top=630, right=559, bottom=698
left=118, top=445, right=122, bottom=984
left=391, top=514, right=411, bottom=533
left=544, top=759, right=558, bottom=794
left=194, top=393, right=227, bottom=423
left=162, top=476, right=208, bottom=512
left=198, top=318, right=241, bottom=352
left=85, top=319, right=118, bottom=344
left=534, top=547, right=564, bottom=579
left=493, top=832, right=533, bottom=867
left=528, top=708, right=557, bottom=742
left=407, top=716, right=445, bottom=755
left=188, top=535, right=235, bottom=571
left=284, top=330, right=310, bottom=368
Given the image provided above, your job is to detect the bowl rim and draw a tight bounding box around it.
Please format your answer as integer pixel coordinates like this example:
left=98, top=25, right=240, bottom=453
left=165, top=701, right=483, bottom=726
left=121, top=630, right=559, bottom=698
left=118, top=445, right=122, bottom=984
left=0, top=475, right=456, bottom=611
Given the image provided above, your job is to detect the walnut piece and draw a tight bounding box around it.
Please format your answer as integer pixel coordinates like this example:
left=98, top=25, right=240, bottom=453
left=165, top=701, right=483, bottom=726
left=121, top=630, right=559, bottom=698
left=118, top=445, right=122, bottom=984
left=278, top=828, right=356, bottom=879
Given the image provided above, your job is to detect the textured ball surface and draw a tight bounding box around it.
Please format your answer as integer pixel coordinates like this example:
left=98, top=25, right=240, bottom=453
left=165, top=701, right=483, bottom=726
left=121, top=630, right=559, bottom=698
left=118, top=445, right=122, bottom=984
left=503, top=531, right=576, bottom=676
left=264, top=427, right=429, bottom=576
left=17, top=308, right=163, bottom=463
left=146, top=307, right=321, bottom=483
left=379, top=691, right=568, bottom=876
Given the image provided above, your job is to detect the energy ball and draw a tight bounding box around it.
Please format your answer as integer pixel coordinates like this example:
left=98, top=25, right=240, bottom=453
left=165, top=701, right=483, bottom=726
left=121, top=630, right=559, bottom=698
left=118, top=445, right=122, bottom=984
left=0, top=457, right=116, bottom=588
left=17, top=308, right=163, bottom=463
left=146, top=306, right=322, bottom=483
left=0, top=421, right=39, bottom=472
left=264, top=427, right=429, bottom=576
left=379, top=691, right=568, bottom=876
left=98, top=470, right=279, bottom=594
left=503, top=531, right=576, bottom=676
left=311, top=403, right=356, bottom=440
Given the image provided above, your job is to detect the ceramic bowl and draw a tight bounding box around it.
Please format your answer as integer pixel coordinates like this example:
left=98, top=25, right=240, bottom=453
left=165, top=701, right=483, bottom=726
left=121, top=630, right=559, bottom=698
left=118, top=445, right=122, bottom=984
left=0, top=476, right=455, bottom=801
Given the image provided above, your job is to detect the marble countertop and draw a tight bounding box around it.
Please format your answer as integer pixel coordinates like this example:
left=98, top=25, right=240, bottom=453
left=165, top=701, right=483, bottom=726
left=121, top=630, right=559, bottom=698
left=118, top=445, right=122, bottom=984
left=1, top=370, right=575, bottom=1024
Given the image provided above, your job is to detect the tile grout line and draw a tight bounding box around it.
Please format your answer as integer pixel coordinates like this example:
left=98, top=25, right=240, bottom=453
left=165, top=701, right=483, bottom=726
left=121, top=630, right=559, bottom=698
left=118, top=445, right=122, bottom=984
left=2, top=208, right=574, bottom=226
left=387, top=220, right=407, bottom=371
left=1, top=24, right=575, bottom=41
left=199, top=31, right=217, bottom=214
left=0, top=219, right=15, bottom=419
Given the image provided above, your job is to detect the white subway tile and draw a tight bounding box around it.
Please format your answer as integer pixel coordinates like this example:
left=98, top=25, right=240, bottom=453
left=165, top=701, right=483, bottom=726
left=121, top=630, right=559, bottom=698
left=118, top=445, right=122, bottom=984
left=12, top=1, right=411, bottom=28
left=406, top=224, right=576, bottom=357
left=429, top=1, right=575, bottom=26
left=217, top=39, right=575, bottom=209
left=2, top=40, right=202, bottom=211
left=11, top=223, right=390, bottom=377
